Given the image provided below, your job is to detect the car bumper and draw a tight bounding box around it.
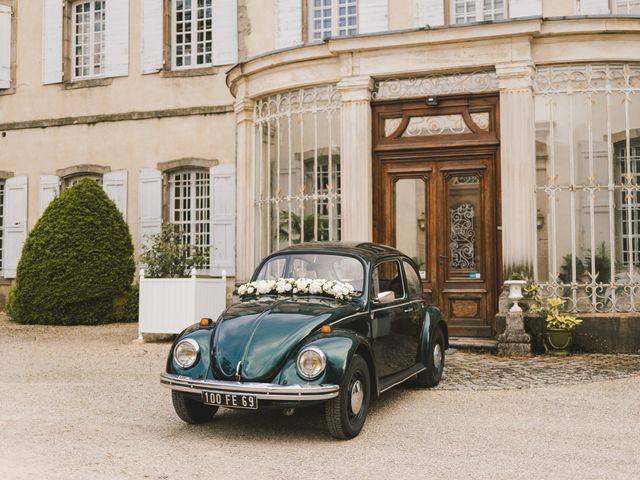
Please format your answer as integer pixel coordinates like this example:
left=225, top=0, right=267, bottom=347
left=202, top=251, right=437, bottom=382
left=160, top=372, right=340, bottom=401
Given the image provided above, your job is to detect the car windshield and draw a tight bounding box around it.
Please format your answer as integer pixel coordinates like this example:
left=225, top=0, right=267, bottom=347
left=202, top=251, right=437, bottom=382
left=255, top=253, right=365, bottom=295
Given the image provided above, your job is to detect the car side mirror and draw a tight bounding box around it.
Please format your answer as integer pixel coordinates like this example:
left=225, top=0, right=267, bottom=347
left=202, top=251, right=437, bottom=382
left=376, top=291, right=396, bottom=304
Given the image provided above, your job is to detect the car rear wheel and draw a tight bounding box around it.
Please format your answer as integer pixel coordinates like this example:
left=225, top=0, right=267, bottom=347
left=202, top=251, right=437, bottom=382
left=171, top=390, right=218, bottom=424
left=415, top=327, right=445, bottom=388
left=325, top=354, right=370, bottom=440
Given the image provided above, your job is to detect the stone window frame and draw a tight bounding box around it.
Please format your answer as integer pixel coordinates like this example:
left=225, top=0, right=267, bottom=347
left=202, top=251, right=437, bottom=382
left=62, top=0, right=112, bottom=88
left=56, top=164, right=110, bottom=191
left=160, top=0, right=219, bottom=78
left=0, top=0, right=18, bottom=96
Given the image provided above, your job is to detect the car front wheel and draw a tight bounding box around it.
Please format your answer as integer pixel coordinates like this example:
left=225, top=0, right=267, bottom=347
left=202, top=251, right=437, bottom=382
left=171, top=390, right=218, bottom=424
left=325, top=354, right=370, bottom=440
left=415, top=327, right=445, bottom=388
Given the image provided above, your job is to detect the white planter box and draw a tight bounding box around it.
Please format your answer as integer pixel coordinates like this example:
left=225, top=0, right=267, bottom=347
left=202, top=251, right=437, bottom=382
left=138, top=269, right=227, bottom=337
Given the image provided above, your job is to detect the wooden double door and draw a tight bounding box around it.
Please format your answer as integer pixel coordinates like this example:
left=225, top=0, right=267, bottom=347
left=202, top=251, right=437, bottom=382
left=372, top=95, right=501, bottom=337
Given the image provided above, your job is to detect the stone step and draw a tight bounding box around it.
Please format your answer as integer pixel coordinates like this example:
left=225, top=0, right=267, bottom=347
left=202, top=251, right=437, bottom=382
left=449, top=336, right=498, bottom=353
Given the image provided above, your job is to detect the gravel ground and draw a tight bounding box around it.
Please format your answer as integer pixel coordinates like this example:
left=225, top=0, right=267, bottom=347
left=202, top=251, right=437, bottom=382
left=1, top=314, right=639, bottom=480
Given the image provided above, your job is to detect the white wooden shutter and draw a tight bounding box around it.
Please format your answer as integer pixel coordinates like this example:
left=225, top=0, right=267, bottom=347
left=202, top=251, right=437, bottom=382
left=141, top=0, right=164, bottom=74
left=275, top=0, right=302, bottom=49
left=0, top=4, right=11, bottom=89
left=414, top=0, right=444, bottom=27
left=2, top=176, right=28, bottom=278
left=212, top=0, right=238, bottom=66
left=103, top=170, right=128, bottom=220
left=210, top=164, right=235, bottom=276
left=105, top=0, right=130, bottom=77
left=509, top=0, right=542, bottom=17
left=42, top=0, right=63, bottom=84
left=39, top=175, right=59, bottom=216
left=359, top=0, right=389, bottom=34
left=138, top=169, right=162, bottom=251
left=579, top=0, right=610, bottom=14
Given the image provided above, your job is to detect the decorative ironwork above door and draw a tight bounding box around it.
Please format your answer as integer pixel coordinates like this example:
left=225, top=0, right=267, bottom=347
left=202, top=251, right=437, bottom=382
left=373, top=95, right=499, bottom=151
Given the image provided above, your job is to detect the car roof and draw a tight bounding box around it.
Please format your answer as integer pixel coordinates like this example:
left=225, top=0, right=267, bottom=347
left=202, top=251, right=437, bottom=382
left=274, top=242, right=408, bottom=264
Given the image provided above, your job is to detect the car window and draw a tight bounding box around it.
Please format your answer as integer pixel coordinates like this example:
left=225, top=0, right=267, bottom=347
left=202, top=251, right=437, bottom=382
left=255, top=253, right=365, bottom=294
left=257, top=257, right=286, bottom=279
left=403, top=260, right=423, bottom=297
left=371, top=260, right=405, bottom=301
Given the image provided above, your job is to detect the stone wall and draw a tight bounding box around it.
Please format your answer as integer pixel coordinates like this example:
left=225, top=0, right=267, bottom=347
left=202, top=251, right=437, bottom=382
left=496, top=313, right=640, bottom=354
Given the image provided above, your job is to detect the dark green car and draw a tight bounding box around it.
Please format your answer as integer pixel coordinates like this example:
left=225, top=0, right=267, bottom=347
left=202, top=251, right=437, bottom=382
left=161, top=242, right=448, bottom=439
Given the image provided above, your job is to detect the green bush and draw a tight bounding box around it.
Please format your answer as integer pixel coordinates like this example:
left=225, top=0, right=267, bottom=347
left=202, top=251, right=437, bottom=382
left=6, top=179, right=135, bottom=325
left=139, top=223, right=208, bottom=278
left=114, top=283, right=139, bottom=323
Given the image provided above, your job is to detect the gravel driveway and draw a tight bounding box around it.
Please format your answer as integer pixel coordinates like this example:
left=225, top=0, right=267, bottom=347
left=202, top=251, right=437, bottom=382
left=1, top=314, right=639, bottom=480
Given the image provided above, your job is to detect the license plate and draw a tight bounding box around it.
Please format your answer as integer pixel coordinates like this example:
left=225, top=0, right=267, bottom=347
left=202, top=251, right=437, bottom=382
left=201, top=391, right=258, bottom=410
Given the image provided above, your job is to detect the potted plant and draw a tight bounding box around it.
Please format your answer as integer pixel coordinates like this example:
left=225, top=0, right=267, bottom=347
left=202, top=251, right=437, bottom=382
left=525, top=284, right=582, bottom=355
left=137, top=224, right=227, bottom=340
left=504, top=272, right=527, bottom=312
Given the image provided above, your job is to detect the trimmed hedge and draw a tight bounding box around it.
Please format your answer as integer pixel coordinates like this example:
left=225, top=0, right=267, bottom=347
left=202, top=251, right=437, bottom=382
left=6, top=179, right=135, bottom=325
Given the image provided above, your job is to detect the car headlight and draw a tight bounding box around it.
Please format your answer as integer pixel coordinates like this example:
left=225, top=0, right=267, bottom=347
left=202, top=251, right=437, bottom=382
left=173, top=338, right=200, bottom=369
left=296, top=346, right=327, bottom=380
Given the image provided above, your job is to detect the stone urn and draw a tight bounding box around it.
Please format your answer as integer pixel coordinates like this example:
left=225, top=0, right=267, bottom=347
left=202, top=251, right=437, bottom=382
left=504, top=280, right=527, bottom=312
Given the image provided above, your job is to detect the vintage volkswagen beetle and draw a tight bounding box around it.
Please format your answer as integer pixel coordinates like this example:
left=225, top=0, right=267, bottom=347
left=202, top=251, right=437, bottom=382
left=161, top=242, right=448, bottom=439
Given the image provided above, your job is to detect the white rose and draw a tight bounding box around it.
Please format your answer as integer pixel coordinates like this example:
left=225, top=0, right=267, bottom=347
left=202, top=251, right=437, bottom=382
left=247, top=286, right=255, bottom=294
left=284, top=283, right=292, bottom=292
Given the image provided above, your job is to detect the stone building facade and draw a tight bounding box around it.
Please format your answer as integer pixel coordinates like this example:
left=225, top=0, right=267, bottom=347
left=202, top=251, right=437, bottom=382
left=1, top=0, right=640, bottom=348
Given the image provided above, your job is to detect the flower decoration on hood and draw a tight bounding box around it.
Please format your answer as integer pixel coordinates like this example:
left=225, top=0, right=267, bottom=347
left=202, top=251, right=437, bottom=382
left=237, top=278, right=355, bottom=300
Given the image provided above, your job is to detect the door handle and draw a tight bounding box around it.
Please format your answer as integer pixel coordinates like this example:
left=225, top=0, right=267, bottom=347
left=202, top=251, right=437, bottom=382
left=403, top=307, right=413, bottom=313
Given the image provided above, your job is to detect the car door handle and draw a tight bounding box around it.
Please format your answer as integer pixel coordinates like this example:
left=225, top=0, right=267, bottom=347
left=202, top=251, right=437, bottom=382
left=403, top=307, right=413, bottom=313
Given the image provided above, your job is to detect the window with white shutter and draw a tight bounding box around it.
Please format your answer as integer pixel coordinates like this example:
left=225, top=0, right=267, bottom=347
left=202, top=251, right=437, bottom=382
left=0, top=3, right=11, bottom=89
left=42, top=0, right=64, bottom=84
left=39, top=175, right=60, bottom=216
left=172, top=0, right=213, bottom=68
left=71, top=1, right=106, bottom=80
left=614, top=0, right=640, bottom=13
left=309, top=0, right=358, bottom=40
left=509, top=0, right=542, bottom=18
left=413, top=0, right=444, bottom=27
left=210, top=164, right=235, bottom=276
left=138, top=168, right=162, bottom=252
left=169, top=169, right=211, bottom=269
left=2, top=175, right=27, bottom=279
left=451, top=0, right=504, bottom=24
left=141, top=0, right=164, bottom=73
left=103, top=170, right=128, bottom=220
left=276, top=0, right=302, bottom=49
left=578, top=0, right=610, bottom=14
left=0, top=180, right=4, bottom=274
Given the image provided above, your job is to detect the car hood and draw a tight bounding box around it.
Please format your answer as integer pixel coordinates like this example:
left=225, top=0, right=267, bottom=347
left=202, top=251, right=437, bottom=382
left=212, top=297, right=360, bottom=382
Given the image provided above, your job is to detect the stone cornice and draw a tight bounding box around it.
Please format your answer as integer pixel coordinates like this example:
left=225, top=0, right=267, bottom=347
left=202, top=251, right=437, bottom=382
left=0, top=105, right=234, bottom=132
left=227, top=17, right=640, bottom=98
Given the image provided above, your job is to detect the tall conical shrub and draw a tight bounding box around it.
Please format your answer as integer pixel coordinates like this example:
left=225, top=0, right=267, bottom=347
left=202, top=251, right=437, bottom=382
left=6, top=179, right=135, bottom=324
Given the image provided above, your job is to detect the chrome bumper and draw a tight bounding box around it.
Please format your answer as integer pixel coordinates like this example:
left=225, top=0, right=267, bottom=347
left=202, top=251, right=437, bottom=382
left=160, top=372, right=340, bottom=401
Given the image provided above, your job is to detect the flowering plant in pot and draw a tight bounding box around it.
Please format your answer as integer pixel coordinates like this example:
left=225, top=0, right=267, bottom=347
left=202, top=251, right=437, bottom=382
left=525, top=284, right=582, bottom=355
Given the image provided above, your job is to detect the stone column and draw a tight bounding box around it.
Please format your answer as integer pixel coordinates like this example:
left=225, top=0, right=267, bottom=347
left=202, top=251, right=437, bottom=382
left=234, top=96, right=255, bottom=283
left=337, top=75, right=374, bottom=242
left=496, top=62, right=538, bottom=278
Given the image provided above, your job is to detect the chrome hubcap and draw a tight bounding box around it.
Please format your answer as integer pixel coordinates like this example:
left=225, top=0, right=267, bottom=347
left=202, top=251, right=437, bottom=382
left=350, top=379, right=364, bottom=415
left=433, top=343, right=443, bottom=370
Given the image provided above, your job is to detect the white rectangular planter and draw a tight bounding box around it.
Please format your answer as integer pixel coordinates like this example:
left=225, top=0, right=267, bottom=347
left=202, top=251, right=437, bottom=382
left=138, top=269, right=227, bottom=337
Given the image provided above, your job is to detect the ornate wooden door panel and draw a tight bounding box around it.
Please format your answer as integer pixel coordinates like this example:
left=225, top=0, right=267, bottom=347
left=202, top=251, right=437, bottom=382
left=372, top=94, right=501, bottom=338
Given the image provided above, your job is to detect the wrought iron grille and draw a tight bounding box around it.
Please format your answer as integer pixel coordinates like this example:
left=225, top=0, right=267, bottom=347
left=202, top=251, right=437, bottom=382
left=254, top=85, right=342, bottom=260
left=534, top=64, right=640, bottom=313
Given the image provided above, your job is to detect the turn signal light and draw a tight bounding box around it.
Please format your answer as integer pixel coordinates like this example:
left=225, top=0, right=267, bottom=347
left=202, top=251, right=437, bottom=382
left=321, top=325, right=332, bottom=334
left=199, top=318, right=212, bottom=327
